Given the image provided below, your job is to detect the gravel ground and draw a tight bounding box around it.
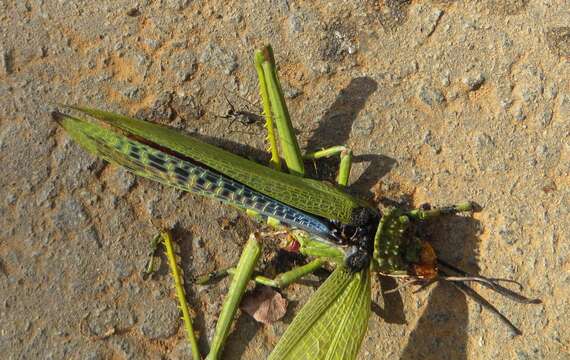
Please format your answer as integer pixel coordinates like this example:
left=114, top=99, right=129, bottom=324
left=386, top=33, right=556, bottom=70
left=1, top=1, right=569, bottom=359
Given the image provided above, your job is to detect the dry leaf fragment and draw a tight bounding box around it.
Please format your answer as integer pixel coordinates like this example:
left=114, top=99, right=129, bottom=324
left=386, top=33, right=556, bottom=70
left=240, top=286, right=288, bottom=324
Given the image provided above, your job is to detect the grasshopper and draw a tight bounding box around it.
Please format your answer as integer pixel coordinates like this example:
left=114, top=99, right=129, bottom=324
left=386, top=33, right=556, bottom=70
left=53, top=45, right=540, bottom=359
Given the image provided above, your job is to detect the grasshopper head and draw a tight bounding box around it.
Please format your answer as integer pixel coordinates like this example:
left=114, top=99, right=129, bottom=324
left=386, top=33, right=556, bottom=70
left=372, top=204, right=541, bottom=336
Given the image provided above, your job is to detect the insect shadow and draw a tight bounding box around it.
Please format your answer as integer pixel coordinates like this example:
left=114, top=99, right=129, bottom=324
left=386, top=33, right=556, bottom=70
left=399, top=214, right=481, bottom=360
left=305, top=76, right=477, bottom=358
left=304, top=77, right=396, bottom=195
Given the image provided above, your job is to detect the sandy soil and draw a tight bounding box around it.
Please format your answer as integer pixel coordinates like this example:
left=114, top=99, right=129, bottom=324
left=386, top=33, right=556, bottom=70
left=1, top=1, right=568, bottom=359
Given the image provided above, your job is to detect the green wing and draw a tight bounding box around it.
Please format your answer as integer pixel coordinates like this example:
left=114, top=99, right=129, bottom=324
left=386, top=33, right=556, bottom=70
left=269, top=267, right=371, bottom=360
left=55, top=107, right=367, bottom=224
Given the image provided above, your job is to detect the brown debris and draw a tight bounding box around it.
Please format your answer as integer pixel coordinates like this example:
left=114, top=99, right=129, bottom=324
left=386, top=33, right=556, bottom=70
left=240, top=287, right=288, bottom=325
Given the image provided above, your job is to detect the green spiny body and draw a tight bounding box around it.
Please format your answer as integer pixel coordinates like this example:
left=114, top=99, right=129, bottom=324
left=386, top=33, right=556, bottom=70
left=373, top=207, right=410, bottom=272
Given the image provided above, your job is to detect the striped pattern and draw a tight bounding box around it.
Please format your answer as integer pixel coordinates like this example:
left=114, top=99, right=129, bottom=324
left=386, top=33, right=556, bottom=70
left=68, top=107, right=369, bottom=225
left=60, top=114, right=334, bottom=238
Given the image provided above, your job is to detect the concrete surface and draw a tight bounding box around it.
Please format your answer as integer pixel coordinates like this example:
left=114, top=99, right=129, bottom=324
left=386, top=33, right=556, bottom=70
left=1, top=1, right=568, bottom=359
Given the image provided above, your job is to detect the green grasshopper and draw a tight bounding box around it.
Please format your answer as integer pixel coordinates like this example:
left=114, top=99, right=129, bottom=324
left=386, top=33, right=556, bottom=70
left=53, top=45, right=539, bottom=359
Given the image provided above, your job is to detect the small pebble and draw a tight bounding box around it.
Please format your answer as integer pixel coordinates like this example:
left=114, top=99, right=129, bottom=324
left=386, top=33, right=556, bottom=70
left=351, top=114, right=375, bottom=136
left=139, top=301, right=179, bottom=340
left=283, top=84, right=302, bottom=99
left=418, top=84, right=445, bottom=106
left=126, top=8, right=140, bottom=16
left=513, top=106, right=526, bottom=121
left=1, top=48, right=13, bottom=75
left=540, top=109, right=553, bottom=127
left=121, top=86, right=143, bottom=101
left=52, top=198, right=89, bottom=231
left=463, top=73, right=485, bottom=91
left=199, top=43, right=238, bottom=75
left=289, top=15, right=302, bottom=33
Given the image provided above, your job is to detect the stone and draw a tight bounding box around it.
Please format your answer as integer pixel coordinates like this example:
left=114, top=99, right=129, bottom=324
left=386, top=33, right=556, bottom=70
left=289, top=15, right=302, bottom=33
left=1, top=48, right=13, bottom=75
left=139, top=300, right=179, bottom=339
left=199, top=43, right=238, bottom=75
left=462, top=73, right=485, bottom=91
left=546, top=27, right=570, bottom=57
left=110, top=168, right=136, bottom=196
left=418, top=84, right=445, bottom=106
left=52, top=198, right=89, bottom=232
left=351, top=114, right=375, bottom=135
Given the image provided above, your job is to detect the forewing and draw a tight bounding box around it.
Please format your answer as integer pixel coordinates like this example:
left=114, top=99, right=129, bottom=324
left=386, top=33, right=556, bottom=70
left=269, top=267, right=371, bottom=360
left=54, top=114, right=342, bottom=237
left=65, top=107, right=367, bottom=224
left=54, top=113, right=183, bottom=185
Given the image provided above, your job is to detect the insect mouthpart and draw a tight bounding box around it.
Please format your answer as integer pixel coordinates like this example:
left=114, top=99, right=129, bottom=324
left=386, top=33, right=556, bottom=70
left=345, top=246, right=370, bottom=272
left=343, top=213, right=380, bottom=272
left=330, top=207, right=381, bottom=245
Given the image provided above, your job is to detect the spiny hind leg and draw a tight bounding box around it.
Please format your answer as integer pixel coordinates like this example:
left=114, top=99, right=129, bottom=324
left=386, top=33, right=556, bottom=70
left=145, top=230, right=265, bottom=359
